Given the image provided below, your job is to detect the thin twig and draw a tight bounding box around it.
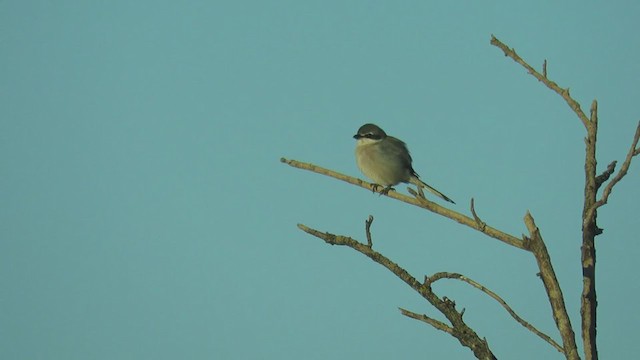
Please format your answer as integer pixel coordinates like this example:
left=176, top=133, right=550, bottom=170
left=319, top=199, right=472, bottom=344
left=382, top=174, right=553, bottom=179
left=426, top=272, right=564, bottom=353
left=470, top=198, right=487, bottom=231
left=399, top=308, right=453, bottom=334
left=365, top=215, right=374, bottom=247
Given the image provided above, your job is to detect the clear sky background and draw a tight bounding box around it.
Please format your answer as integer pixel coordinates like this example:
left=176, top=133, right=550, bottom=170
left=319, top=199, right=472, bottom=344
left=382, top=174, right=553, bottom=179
left=2, top=1, right=639, bottom=359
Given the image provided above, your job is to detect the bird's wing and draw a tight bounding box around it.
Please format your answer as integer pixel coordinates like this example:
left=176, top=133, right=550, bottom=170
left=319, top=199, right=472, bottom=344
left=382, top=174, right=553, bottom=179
left=386, top=136, right=414, bottom=171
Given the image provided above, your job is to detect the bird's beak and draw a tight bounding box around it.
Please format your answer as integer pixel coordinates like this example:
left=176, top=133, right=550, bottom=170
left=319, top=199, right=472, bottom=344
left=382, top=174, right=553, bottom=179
left=353, top=134, right=361, bottom=139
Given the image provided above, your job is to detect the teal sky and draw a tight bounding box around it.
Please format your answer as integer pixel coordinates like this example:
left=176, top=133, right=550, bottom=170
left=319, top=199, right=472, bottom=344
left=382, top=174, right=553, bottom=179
left=2, top=1, right=639, bottom=359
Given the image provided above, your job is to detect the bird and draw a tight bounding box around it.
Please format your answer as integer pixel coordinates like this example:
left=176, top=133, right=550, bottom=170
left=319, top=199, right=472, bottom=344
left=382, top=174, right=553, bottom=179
left=353, top=123, right=455, bottom=203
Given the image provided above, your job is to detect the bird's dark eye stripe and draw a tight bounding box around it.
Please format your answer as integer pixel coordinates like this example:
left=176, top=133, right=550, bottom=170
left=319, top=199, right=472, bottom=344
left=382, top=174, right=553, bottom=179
left=365, top=133, right=381, bottom=139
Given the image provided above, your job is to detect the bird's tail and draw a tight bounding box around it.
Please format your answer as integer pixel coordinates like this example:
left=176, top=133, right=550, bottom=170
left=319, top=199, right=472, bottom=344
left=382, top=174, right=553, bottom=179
left=409, top=176, right=455, bottom=204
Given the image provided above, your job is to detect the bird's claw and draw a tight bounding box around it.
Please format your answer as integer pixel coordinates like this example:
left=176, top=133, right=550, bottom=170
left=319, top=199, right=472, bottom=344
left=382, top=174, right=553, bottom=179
left=371, top=184, right=394, bottom=196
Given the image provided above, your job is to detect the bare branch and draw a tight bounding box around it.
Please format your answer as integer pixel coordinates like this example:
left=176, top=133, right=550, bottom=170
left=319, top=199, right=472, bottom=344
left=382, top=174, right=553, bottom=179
left=426, top=272, right=564, bottom=353
left=399, top=308, right=453, bottom=335
left=296, top=223, right=497, bottom=360
left=592, top=120, right=640, bottom=211
left=365, top=215, right=374, bottom=247
left=470, top=198, right=487, bottom=231
left=524, top=212, right=580, bottom=360
left=490, top=35, right=590, bottom=129
left=595, top=161, right=616, bottom=188
left=490, top=36, right=628, bottom=360
left=589, top=99, right=598, bottom=123
left=282, top=158, right=526, bottom=250
left=581, top=95, right=600, bottom=360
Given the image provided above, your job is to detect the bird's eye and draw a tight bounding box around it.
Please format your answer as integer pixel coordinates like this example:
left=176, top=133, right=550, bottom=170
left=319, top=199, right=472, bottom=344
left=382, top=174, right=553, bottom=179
left=365, top=133, right=378, bottom=139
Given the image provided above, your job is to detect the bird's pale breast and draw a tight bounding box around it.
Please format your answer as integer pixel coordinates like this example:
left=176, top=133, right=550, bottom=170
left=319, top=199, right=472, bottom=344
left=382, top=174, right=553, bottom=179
left=355, top=142, right=409, bottom=186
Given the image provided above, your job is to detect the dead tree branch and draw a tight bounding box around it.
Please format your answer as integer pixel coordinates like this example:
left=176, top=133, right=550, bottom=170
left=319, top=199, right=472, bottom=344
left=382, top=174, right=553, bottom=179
left=426, top=272, right=563, bottom=353
left=365, top=215, right=374, bottom=247
left=490, top=35, right=589, bottom=129
left=592, top=121, right=640, bottom=211
left=524, top=213, right=580, bottom=360
left=491, top=35, right=639, bottom=360
left=470, top=198, right=487, bottom=232
left=580, top=100, right=600, bottom=360
left=296, top=223, right=497, bottom=360
left=281, top=157, right=525, bottom=250
left=595, top=161, right=617, bottom=188
left=399, top=308, right=453, bottom=335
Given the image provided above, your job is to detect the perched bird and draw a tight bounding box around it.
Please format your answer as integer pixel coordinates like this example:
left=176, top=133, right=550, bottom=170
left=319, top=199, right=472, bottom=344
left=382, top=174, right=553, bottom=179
left=353, top=123, right=455, bottom=203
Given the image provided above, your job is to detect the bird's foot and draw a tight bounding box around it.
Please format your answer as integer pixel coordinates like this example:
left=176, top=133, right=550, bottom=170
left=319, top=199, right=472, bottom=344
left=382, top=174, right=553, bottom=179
left=369, top=184, right=394, bottom=195
left=378, top=185, right=395, bottom=196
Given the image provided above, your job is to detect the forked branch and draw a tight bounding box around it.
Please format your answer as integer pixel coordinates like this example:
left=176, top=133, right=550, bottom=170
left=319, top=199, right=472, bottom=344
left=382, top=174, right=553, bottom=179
left=490, top=35, right=589, bottom=129
left=492, top=34, right=639, bottom=360
left=591, top=121, right=640, bottom=212
left=426, top=272, right=563, bottom=353
left=296, top=222, right=497, bottom=360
